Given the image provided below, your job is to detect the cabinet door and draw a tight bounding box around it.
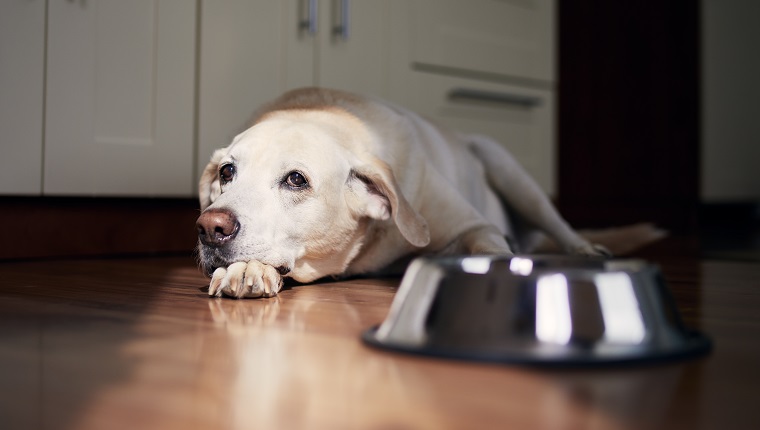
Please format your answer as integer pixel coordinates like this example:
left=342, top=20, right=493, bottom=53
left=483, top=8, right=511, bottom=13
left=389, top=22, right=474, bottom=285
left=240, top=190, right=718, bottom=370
left=0, top=0, right=45, bottom=195
left=44, top=0, right=196, bottom=196
left=283, top=0, right=318, bottom=91
left=198, top=0, right=304, bottom=180
left=387, top=0, right=557, bottom=195
left=317, top=0, right=391, bottom=97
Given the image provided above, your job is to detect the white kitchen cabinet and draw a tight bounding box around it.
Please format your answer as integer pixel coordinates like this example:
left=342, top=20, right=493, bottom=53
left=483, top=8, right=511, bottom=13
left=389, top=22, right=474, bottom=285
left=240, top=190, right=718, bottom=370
left=197, top=0, right=392, bottom=179
left=388, top=0, right=557, bottom=195
left=2, top=0, right=556, bottom=197
left=44, top=0, right=196, bottom=196
left=315, top=0, right=391, bottom=95
left=281, top=0, right=391, bottom=96
left=0, top=0, right=46, bottom=195
left=199, top=0, right=556, bottom=195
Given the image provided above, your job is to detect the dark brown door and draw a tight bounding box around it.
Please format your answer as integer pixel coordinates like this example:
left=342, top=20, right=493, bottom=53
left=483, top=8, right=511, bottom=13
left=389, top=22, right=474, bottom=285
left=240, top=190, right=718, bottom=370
left=558, top=1, right=700, bottom=234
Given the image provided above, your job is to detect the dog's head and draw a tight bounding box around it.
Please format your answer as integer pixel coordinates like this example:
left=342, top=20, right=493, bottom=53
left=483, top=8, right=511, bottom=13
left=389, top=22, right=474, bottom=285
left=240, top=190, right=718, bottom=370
left=196, top=109, right=429, bottom=282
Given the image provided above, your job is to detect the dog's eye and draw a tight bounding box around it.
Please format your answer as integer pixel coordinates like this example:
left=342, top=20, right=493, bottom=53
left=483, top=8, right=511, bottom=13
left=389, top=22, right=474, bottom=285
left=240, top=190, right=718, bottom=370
left=219, top=164, right=236, bottom=184
left=285, top=171, right=308, bottom=189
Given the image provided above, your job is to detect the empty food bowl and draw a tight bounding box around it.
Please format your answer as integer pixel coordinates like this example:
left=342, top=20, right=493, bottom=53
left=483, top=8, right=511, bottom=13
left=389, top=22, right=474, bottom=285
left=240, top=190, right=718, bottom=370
left=362, top=255, right=711, bottom=366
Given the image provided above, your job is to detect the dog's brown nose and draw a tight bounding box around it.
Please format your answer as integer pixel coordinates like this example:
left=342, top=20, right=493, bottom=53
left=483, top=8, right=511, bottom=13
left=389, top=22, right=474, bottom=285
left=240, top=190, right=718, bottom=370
left=196, top=209, right=240, bottom=247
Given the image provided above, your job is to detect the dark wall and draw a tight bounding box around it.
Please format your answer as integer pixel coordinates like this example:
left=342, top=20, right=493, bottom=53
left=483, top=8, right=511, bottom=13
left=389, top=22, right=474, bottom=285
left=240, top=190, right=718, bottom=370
left=558, top=1, right=700, bottom=233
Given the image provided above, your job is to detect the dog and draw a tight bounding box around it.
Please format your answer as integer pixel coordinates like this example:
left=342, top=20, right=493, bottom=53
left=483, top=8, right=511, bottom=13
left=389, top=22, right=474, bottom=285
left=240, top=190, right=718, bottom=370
left=196, top=88, right=662, bottom=298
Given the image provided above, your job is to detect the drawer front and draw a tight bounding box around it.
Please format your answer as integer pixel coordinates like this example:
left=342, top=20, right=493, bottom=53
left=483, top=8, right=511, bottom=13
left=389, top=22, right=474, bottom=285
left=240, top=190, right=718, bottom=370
left=402, top=74, right=556, bottom=195
left=410, top=0, right=555, bottom=83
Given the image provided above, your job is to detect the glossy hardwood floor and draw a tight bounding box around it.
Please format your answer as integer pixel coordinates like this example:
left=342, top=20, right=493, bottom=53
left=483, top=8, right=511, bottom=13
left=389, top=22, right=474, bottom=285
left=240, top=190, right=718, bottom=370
left=1, top=244, right=758, bottom=430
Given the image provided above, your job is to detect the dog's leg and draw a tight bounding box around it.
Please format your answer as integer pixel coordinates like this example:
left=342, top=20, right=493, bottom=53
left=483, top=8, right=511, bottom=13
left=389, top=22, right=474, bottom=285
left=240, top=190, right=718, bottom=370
left=413, top=164, right=515, bottom=256
left=440, top=224, right=514, bottom=255
left=467, top=134, right=610, bottom=256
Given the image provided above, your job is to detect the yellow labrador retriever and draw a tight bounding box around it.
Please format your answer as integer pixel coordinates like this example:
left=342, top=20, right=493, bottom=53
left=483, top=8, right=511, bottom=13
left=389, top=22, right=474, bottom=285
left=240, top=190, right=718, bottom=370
left=196, top=88, right=624, bottom=298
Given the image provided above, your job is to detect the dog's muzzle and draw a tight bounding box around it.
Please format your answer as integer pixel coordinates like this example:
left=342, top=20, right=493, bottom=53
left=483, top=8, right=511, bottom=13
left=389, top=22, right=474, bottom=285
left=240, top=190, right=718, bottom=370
left=196, top=208, right=292, bottom=278
left=196, top=208, right=240, bottom=248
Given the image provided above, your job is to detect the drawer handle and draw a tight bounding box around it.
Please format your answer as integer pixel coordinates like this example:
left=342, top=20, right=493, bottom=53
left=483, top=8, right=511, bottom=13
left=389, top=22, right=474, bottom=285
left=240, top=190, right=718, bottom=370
left=299, top=0, right=318, bottom=35
left=448, top=88, right=542, bottom=108
left=332, top=0, right=350, bottom=40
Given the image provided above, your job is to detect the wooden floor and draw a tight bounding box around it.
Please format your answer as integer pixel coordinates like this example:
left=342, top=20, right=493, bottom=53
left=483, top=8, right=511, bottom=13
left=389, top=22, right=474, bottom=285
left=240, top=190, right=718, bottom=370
left=1, top=243, right=758, bottom=430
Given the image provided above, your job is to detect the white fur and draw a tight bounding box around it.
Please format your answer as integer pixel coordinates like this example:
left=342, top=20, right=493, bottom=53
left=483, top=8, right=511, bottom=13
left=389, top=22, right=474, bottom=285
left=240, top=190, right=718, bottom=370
left=197, top=88, right=605, bottom=298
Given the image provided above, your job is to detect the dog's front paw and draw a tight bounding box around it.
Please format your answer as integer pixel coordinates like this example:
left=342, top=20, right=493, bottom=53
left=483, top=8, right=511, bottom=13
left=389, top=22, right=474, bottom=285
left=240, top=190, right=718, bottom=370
left=570, top=243, right=613, bottom=257
left=208, top=261, right=283, bottom=299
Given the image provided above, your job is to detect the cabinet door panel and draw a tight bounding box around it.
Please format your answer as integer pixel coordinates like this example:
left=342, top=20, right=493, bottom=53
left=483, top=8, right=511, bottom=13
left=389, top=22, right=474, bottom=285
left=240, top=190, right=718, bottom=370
left=45, top=0, right=196, bottom=196
left=0, top=0, right=45, bottom=194
left=410, top=0, right=555, bottom=83
left=318, top=0, right=390, bottom=97
left=283, top=0, right=317, bottom=91
left=198, top=0, right=303, bottom=180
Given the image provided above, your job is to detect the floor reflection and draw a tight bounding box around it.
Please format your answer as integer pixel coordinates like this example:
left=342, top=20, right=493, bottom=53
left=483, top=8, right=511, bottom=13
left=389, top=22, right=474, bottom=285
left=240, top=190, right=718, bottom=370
left=0, top=258, right=715, bottom=430
left=199, top=292, right=447, bottom=429
left=196, top=283, right=703, bottom=429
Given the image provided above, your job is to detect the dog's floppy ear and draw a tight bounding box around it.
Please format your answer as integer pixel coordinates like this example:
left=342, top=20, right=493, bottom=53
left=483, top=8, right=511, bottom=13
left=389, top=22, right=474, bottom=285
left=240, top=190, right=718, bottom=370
left=198, top=149, right=226, bottom=211
left=348, top=161, right=430, bottom=248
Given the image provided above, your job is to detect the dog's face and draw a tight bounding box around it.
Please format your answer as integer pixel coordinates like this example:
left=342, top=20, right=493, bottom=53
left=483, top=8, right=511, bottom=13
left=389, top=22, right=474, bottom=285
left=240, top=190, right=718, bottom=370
left=196, top=109, right=429, bottom=283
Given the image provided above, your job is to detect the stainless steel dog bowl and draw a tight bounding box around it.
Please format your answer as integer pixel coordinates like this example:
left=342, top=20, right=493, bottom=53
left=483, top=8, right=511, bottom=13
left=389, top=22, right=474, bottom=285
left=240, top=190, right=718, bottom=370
left=363, top=255, right=711, bottom=366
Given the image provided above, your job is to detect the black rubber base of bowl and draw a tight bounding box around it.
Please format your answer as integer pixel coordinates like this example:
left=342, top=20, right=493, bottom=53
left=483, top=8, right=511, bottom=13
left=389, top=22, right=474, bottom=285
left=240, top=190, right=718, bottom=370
left=361, top=326, right=712, bottom=368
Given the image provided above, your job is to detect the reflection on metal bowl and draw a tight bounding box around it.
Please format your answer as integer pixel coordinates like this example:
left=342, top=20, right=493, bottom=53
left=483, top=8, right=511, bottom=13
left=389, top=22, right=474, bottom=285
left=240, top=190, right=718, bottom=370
left=362, top=255, right=711, bottom=366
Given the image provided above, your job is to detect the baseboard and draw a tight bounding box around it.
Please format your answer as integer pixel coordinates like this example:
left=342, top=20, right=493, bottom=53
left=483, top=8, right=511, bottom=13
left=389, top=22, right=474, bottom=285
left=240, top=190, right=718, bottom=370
left=0, top=197, right=200, bottom=260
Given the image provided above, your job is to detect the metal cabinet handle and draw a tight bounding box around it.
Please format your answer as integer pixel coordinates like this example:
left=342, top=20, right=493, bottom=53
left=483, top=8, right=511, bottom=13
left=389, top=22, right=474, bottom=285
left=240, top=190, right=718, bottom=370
left=332, top=0, right=350, bottom=40
left=299, top=0, right=318, bottom=35
left=448, top=88, right=542, bottom=108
